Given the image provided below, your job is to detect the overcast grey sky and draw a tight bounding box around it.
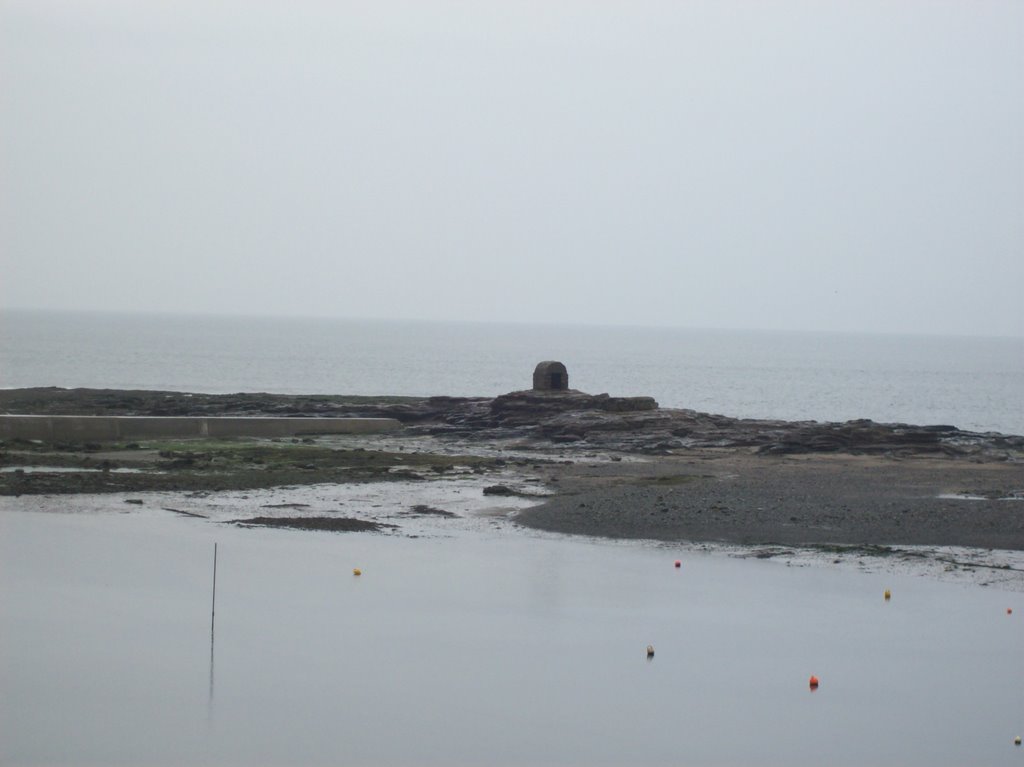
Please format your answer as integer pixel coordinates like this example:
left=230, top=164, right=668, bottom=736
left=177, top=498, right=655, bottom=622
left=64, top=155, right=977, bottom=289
left=1, top=1, right=1021, bottom=336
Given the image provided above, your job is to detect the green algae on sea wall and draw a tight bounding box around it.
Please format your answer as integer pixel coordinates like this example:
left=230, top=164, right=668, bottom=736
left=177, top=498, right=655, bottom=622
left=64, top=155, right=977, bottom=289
left=0, top=437, right=501, bottom=496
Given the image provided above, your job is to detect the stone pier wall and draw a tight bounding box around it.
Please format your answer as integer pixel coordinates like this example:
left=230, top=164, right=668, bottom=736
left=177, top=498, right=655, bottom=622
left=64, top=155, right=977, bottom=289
left=0, top=415, right=402, bottom=442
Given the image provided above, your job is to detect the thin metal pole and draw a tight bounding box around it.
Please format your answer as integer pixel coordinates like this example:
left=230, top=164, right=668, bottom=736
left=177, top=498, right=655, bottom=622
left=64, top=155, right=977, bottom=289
left=211, top=542, right=218, bottom=640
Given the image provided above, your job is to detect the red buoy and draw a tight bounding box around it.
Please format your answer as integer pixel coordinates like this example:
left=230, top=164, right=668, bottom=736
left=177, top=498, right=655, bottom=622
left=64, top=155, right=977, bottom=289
left=809, top=675, right=820, bottom=689
left=674, top=560, right=681, bottom=568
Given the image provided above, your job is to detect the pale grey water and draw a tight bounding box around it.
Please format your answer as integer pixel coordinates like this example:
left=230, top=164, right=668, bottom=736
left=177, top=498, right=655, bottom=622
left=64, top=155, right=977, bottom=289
left=2, top=503, right=1023, bottom=767
left=2, top=309, right=1022, bottom=435
left=3, top=310, right=1024, bottom=765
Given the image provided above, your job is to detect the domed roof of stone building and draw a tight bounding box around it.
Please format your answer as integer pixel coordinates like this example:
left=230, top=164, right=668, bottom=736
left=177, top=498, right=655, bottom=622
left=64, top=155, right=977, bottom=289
left=533, top=361, right=568, bottom=391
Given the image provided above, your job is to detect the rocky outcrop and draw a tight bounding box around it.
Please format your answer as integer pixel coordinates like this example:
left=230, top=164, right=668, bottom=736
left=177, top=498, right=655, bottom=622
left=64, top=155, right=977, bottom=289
left=490, top=390, right=658, bottom=422
left=2, top=387, right=1021, bottom=460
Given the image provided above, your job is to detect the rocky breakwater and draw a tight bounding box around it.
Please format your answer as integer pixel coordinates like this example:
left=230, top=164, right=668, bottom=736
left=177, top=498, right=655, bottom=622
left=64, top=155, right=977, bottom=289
left=3, top=387, right=1023, bottom=460
left=406, top=390, right=1023, bottom=460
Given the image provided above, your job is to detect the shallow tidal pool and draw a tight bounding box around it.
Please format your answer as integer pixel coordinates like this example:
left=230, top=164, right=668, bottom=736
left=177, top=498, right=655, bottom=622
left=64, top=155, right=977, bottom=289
left=1, top=496, right=1022, bottom=767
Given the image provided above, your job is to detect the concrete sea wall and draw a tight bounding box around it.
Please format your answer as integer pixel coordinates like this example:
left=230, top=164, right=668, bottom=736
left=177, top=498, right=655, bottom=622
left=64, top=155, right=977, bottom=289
left=0, top=415, right=402, bottom=442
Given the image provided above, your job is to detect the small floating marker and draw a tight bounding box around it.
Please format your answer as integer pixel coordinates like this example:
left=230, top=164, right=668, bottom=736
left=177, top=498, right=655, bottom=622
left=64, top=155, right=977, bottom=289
left=808, top=675, right=819, bottom=690
left=1008, top=608, right=1013, bottom=615
left=353, top=568, right=362, bottom=576
left=884, top=589, right=891, bottom=601
left=674, top=560, right=681, bottom=568
left=1014, top=735, right=1021, bottom=746
left=647, top=645, right=655, bottom=658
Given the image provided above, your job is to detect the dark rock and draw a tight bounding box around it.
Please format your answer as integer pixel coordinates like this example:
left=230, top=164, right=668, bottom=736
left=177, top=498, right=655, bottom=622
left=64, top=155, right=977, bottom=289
left=551, top=433, right=583, bottom=443
left=404, top=504, right=458, bottom=517
left=483, top=484, right=516, bottom=496
left=234, top=516, right=394, bottom=532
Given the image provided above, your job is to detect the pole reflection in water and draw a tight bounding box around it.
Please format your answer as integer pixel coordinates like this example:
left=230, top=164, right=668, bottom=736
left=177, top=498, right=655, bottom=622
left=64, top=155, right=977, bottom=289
left=209, top=542, right=217, bottom=713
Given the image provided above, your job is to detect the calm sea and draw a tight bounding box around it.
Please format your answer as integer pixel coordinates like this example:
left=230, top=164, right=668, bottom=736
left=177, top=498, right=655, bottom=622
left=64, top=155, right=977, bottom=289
left=1, top=309, right=1022, bottom=435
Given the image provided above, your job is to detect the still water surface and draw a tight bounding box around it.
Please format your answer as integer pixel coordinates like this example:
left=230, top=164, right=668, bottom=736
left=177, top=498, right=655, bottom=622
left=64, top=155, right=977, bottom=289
left=3, top=309, right=1022, bottom=434
left=2, top=507, right=1021, bottom=766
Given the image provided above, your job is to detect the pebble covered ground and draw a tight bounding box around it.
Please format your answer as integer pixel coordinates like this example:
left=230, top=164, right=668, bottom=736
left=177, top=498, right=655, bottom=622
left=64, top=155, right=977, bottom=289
left=517, top=450, right=1024, bottom=552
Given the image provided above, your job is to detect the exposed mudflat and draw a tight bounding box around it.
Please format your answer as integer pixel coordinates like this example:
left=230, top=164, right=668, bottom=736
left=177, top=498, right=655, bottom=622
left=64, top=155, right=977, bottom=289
left=2, top=387, right=1022, bottom=555
left=233, top=516, right=396, bottom=532
left=519, top=451, right=1024, bottom=552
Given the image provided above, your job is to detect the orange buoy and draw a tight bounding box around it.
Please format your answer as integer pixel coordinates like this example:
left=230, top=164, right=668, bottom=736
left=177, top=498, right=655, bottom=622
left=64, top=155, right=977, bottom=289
left=647, top=645, right=655, bottom=657
left=674, top=560, right=681, bottom=568
left=353, top=568, right=362, bottom=576
left=884, top=589, right=891, bottom=601
left=809, top=675, right=820, bottom=689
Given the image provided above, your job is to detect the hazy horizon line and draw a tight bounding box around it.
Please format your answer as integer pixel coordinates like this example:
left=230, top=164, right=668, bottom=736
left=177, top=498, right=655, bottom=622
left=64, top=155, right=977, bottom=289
left=2, top=305, right=1022, bottom=342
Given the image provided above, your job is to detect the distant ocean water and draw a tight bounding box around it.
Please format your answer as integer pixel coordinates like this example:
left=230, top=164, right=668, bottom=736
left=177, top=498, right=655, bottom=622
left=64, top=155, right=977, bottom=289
left=1, top=309, right=1022, bottom=435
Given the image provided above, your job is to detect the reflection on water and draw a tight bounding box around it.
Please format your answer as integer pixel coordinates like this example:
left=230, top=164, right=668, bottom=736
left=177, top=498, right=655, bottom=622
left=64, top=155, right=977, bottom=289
left=1, top=507, right=1022, bottom=766
left=209, top=542, right=217, bottom=717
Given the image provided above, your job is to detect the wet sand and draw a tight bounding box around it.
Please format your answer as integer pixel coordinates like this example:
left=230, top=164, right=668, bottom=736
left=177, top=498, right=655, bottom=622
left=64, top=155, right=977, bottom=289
left=4, top=435, right=1022, bottom=553
left=3, top=387, right=1022, bottom=554
left=516, top=450, right=1024, bottom=551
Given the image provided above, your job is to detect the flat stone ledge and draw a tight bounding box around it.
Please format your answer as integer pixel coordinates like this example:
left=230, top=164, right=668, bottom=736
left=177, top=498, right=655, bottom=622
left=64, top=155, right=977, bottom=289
left=0, top=415, right=402, bottom=442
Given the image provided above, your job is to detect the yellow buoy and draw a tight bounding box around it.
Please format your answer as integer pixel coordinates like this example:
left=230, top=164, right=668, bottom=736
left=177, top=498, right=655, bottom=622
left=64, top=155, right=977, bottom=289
left=646, top=645, right=655, bottom=658
left=884, top=589, right=891, bottom=601
left=353, top=568, right=362, bottom=576
left=1015, top=735, right=1021, bottom=746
